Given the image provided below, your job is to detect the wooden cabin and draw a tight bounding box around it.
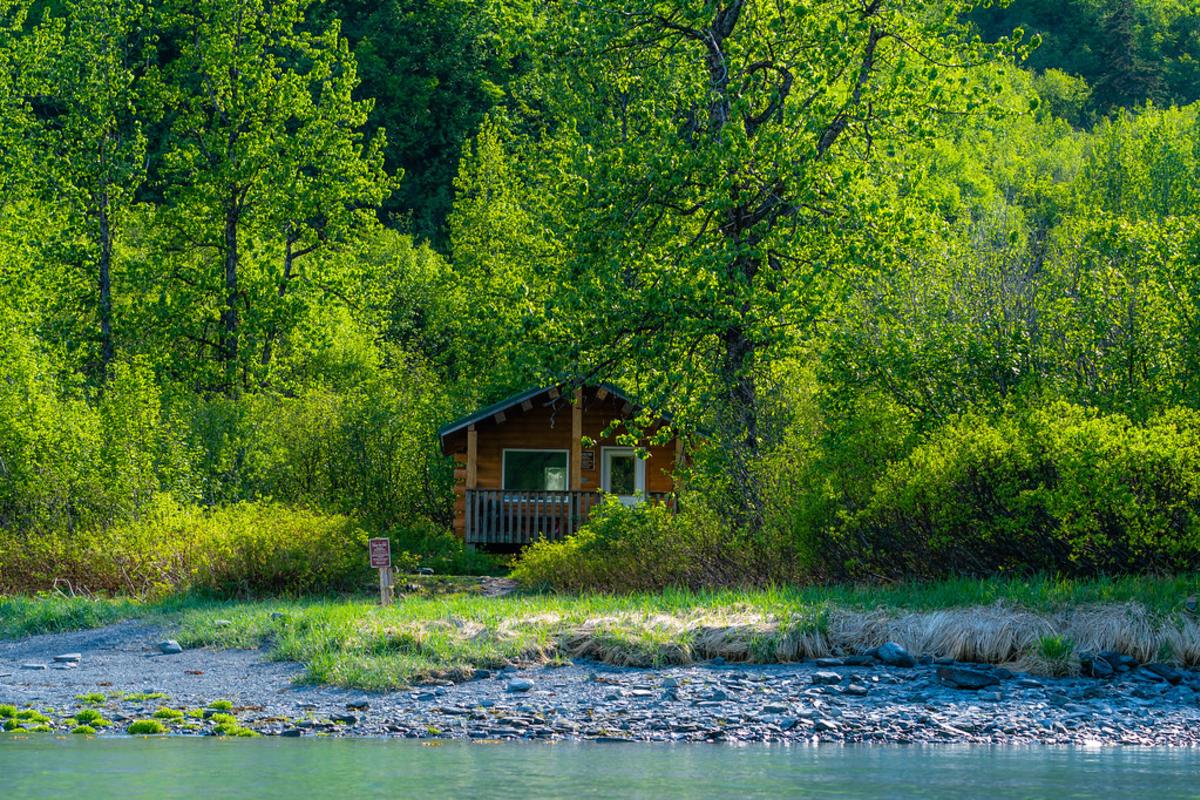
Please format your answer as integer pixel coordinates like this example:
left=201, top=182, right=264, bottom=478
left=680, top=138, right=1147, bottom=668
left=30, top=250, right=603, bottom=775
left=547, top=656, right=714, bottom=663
left=439, top=384, right=680, bottom=549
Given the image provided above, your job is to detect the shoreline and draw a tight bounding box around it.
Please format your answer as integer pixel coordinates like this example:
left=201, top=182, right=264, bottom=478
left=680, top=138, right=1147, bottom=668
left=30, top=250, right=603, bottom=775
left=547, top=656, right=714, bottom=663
left=3, top=621, right=1199, bottom=746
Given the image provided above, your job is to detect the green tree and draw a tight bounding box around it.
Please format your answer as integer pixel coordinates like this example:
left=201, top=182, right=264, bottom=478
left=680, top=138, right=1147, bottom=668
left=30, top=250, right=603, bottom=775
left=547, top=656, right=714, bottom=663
left=35, top=0, right=151, bottom=385
left=156, top=0, right=390, bottom=395
left=328, top=0, right=539, bottom=242
left=524, top=0, right=1018, bottom=528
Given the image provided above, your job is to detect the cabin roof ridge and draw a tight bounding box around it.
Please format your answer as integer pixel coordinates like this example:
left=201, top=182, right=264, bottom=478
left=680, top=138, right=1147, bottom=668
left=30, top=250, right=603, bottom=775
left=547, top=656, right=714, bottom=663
left=437, top=381, right=642, bottom=442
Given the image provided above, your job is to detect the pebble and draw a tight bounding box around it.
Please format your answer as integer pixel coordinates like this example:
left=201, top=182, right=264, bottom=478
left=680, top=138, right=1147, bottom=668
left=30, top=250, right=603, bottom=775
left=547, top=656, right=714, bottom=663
left=21, top=663, right=47, bottom=670
left=158, top=640, right=183, bottom=655
left=506, top=679, right=534, bottom=693
left=53, top=653, right=82, bottom=663
left=812, top=671, right=843, bottom=686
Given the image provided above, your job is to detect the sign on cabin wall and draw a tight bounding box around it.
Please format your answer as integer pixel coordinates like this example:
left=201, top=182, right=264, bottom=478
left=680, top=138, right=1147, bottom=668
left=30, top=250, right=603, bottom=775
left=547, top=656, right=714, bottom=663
left=580, top=449, right=596, bottom=471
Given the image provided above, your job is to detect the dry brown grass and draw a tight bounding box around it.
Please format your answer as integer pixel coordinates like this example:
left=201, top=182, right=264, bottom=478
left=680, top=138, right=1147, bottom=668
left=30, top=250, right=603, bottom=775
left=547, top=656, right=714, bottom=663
left=545, top=603, right=1200, bottom=675
left=348, top=602, right=1200, bottom=678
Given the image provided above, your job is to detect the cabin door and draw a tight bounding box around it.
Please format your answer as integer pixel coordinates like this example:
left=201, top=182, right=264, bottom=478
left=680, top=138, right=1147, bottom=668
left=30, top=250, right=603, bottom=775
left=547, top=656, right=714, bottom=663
left=601, top=447, right=645, bottom=506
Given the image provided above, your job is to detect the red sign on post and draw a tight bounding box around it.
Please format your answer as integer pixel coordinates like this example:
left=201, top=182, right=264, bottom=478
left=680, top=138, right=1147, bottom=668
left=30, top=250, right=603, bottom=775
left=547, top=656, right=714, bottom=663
left=369, top=538, right=391, bottom=568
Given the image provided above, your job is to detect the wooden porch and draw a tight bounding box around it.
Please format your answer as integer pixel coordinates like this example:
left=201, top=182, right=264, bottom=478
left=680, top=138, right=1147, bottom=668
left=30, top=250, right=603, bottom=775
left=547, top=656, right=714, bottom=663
left=465, top=489, right=673, bottom=546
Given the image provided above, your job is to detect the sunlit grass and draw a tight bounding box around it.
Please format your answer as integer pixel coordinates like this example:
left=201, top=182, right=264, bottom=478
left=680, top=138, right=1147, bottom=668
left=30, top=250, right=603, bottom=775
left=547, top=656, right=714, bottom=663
left=4, top=574, right=1199, bottom=690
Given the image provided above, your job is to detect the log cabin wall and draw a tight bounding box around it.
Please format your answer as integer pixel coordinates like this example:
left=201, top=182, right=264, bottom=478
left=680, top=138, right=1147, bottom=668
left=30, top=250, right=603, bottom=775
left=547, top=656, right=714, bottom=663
left=442, top=386, right=678, bottom=540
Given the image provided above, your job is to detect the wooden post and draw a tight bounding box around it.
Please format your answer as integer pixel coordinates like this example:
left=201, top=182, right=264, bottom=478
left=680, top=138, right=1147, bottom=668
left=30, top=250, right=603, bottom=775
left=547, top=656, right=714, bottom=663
left=379, top=566, right=393, bottom=606
left=466, top=424, right=478, bottom=490
left=571, top=389, right=582, bottom=491
left=466, top=425, right=478, bottom=551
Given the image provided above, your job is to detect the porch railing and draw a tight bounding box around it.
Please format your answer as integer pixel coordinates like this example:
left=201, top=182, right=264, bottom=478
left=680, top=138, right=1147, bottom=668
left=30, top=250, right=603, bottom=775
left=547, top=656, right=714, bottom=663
left=465, top=489, right=673, bottom=546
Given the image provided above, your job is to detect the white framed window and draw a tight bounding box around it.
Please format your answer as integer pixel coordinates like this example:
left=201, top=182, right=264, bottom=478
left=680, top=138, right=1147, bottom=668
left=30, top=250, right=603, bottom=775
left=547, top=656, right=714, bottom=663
left=601, top=446, right=646, bottom=502
left=502, top=449, right=569, bottom=492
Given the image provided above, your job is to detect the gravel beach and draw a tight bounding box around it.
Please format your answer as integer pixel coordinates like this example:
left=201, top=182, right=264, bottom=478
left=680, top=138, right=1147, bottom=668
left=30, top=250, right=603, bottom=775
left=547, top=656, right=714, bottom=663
left=3, top=621, right=1200, bottom=745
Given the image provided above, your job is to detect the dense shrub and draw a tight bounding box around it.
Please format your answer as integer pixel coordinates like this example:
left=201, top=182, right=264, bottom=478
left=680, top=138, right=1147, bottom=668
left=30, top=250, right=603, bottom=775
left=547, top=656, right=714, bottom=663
left=384, top=521, right=501, bottom=576
left=0, top=501, right=374, bottom=598
left=819, top=402, right=1200, bottom=580
left=512, top=497, right=801, bottom=592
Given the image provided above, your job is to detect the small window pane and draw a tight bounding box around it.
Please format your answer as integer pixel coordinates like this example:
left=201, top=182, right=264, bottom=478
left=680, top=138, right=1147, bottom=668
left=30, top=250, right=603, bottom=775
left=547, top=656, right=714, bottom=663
left=608, top=453, right=636, bottom=495
left=504, top=451, right=568, bottom=491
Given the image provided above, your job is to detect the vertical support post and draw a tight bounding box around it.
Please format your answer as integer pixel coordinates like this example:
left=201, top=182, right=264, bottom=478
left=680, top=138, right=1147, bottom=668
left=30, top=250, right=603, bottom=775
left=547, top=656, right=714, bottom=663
left=571, top=389, right=583, bottom=491
left=571, top=389, right=583, bottom=534
left=466, top=424, right=478, bottom=491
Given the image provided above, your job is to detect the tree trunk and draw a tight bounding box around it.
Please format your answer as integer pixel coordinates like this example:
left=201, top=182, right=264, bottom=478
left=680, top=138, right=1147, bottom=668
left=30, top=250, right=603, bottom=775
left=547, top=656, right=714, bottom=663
left=260, top=236, right=296, bottom=373
left=718, top=259, right=765, bottom=532
left=220, top=191, right=241, bottom=397
left=97, top=190, right=114, bottom=387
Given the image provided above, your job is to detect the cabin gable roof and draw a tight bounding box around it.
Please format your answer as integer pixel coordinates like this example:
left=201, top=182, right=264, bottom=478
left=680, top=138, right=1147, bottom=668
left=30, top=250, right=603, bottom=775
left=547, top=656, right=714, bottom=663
left=438, top=382, right=648, bottom=450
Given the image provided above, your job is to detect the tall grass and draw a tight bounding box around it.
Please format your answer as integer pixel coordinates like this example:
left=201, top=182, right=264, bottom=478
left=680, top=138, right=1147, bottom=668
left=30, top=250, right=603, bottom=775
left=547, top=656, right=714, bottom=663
left=6, top=574, right=1198, bottom=689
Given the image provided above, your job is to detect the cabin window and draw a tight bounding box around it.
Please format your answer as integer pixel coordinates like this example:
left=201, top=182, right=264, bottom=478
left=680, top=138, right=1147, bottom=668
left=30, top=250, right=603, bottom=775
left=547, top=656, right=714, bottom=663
left=502, top=450, right=568, bottom=492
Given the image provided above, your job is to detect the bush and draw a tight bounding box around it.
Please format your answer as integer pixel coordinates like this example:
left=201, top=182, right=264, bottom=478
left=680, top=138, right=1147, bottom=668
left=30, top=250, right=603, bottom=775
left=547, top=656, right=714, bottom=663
left=819, top=402, right=1200, bottom=580
left=512, top=496, right=799, bottom=592
left=0, top=500, right=372, bottom=598
left=385, top=520, right=502, bottom=576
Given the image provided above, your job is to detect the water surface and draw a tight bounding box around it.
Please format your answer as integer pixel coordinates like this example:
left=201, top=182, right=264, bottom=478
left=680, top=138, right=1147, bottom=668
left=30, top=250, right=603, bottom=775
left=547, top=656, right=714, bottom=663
left=2, top=738, right=1197, bottom=799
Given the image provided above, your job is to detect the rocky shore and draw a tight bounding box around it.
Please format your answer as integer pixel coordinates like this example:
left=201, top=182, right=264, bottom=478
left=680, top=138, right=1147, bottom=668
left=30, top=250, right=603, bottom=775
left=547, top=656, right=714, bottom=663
left=3, top=621, right=1199, bottom=745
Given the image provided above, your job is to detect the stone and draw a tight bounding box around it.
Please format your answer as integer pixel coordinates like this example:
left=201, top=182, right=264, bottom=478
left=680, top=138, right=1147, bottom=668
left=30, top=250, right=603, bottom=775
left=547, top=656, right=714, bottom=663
left=53, top=653, right=82, bottom=663
left=506, top=679, right=534, bottom=693
left=346, top=699, right=371, bottom=711
left=416, top=567, right=434, bottom=575
left=21, top=663, right=47, bottom=671
left=1083, top=655, right=1114, bottom=679
left=662, top=677, right=679, bottom=688
left=331, top=713, right=357, bottom=725
left=814, top=718, right=840, bottom=732
left=281, top=728, right=304, bottom=737
left=815, top=658, right=846, bottom=668
left=1144, top=663, right=1184, bottom=685
left=937, top=666, right=1000, bottom=690
left=843, top=655, right=877, bottom=667
left=874, top=642, right=917, bottom=668
left=843, top=683, right=870, bottom=697
left=812, top=671, right=843, bottom=686
left=270, top=612, right=286, bottom=621
left=158, top=640, right=183, bottom=655
left=214, top=619, right=233, bottom=628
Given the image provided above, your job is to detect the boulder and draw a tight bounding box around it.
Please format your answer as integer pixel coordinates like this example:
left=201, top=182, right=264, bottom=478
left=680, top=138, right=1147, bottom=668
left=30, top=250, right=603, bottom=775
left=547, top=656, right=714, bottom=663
left=1081, top=653, right=1114, bottom=679
left=937, top=665, right=1000, bottom=690
left=1143, top=663, right=1184, bottom=685
left=874, top=642, right=916, bottom=668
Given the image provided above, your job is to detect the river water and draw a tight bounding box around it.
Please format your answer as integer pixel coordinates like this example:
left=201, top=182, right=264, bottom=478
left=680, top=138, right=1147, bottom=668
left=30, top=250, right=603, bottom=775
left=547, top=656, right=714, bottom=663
left=1, top=738, right=1197, bottom=798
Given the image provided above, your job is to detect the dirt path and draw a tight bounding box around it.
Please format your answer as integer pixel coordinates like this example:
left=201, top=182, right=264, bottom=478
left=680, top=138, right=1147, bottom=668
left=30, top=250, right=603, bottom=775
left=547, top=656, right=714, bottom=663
left=0, top=620, right=348, bottom=715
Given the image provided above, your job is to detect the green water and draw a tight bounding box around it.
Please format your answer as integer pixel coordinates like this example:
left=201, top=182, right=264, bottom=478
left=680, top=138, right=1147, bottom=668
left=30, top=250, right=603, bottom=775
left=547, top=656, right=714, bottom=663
left=1, top=738, right=1198, bottom=799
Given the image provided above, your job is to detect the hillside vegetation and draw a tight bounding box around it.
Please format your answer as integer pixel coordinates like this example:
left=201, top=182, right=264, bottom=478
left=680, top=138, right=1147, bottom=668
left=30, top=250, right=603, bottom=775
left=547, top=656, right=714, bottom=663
left=1, top=0, right=1199, bottom=593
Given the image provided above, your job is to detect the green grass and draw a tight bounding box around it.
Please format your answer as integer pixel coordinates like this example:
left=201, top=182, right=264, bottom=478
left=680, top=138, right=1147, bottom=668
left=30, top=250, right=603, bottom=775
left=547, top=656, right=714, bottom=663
left=123, top=692, right=168, bottom=703
left=127, top=719, right=167, bottom=735
left=71, top=708, right=110, bottom=727
left=3, top=574, right=1198, bottom=690
left=74, top=692, right=107, bottom=705
left=152, top=707, right=184, bottom=722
